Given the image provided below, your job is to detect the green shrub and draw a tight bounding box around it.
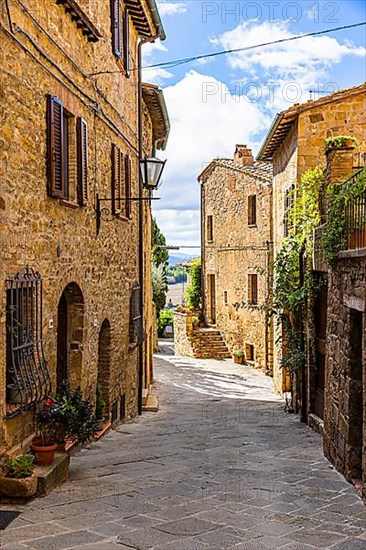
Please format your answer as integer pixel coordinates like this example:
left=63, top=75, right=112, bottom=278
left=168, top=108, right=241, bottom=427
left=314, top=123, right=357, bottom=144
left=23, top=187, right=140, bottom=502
left=5, top=454, right=34, bottom=478
left=158, top=309, right=174, bottom=337
left=185, top=259, right=202, bottom=310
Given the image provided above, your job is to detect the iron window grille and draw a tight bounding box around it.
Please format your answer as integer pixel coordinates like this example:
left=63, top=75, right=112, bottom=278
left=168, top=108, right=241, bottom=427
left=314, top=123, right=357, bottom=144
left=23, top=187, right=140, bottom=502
left=5, top=267, right=50, bottom=419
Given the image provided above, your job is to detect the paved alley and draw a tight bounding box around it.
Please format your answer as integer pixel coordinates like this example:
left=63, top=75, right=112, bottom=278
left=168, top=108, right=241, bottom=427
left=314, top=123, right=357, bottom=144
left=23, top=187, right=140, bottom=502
left=1, top=344, right=366, bottom=549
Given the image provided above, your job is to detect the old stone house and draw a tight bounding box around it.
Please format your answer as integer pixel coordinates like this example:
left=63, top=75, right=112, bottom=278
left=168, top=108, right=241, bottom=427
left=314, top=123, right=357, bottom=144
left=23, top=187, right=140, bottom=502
left=198, top=145, right=273, bottom=373
left=0, top=0, right=169, bottom=453
left=257, top=83, right=366, bottom=405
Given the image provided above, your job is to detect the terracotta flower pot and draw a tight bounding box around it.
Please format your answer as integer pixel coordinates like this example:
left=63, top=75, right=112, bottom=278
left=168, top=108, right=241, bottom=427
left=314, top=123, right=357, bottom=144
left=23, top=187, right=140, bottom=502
left=0, top=473, right=37, bottom=498
left=30, top=442, right=57, bottom=466
left=234, top=355, right=244, bottom=365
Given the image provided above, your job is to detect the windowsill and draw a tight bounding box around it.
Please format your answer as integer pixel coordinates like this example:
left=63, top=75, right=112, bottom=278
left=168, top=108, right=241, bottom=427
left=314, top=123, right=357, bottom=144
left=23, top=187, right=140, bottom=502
left=206, top=240, right=214, bottom=244
left=59, top=199, right=79, bottom=209
left=338, top=248, right=366, bottom=259
left=248, top=224, right=257, bottom=228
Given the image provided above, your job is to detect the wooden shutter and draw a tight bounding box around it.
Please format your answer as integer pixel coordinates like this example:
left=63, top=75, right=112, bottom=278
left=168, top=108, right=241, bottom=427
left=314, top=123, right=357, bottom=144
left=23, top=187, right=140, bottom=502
left=124, top=154, right=132, bottom=218
left=111, top=0, right=121, bottom=57
left=248, top=195, right=256, bottom=225
left=248, top=274, right=252, bottom=304
left=47, top=95, right=64, bottom=197
left=111, top=143, right=121, bottom=214
left=207, top=215, right=213, bottom=241
left=123, top=9, right=130, bottom=76
left=252, top=274, right=258, bottom=304
left=77, top=117, right=88, bottom=206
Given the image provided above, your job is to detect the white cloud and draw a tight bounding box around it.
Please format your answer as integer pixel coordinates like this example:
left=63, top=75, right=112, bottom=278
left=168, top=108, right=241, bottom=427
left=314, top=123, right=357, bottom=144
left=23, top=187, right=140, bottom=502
left=211, top=21, right=365, bottom=111
left=157, top=2, right=187, bottom=16
left=154, top=70, right=269, bottom=243
left=142, top=40, right=173, bottom=85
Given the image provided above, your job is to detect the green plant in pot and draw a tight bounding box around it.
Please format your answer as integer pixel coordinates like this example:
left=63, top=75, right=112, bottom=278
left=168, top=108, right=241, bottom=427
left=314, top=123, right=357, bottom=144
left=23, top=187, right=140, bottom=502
left=31, top=405, right=58, bottom=466
left=0, top=453, right=37, bottom=498
left=55, top=381, right=99, bottom=444
left=95, top=381, right=106, bottom=430
left=233, top=349, right=245, bottom=364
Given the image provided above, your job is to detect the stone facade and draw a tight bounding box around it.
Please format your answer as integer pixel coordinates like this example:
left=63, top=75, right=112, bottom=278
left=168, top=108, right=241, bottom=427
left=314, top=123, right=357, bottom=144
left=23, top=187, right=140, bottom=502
left=198, top=146, right=273, bottom=373
left=258, top=83, right=366, bottom=395
left=0, top=0, right=167, bottom=452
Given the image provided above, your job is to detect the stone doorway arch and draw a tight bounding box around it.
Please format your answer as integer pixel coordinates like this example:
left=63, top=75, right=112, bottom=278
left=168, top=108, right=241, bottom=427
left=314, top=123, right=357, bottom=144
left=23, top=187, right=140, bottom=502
left=56, top=282, right=85, bottom=390
left=97, top=319, right=111, bottom=417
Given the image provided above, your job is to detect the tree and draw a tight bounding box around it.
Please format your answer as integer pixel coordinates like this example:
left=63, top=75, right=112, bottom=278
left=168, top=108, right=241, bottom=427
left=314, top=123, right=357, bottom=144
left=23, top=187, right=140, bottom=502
left=151, top=217, right=169, bottom=315
left=185, top=259, right=202, bottom=310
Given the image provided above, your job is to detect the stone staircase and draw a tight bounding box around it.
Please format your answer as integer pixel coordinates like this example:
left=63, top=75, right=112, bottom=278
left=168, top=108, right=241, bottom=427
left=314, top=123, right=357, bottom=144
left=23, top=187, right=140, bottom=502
left=190, top=327, right=231, bottom=359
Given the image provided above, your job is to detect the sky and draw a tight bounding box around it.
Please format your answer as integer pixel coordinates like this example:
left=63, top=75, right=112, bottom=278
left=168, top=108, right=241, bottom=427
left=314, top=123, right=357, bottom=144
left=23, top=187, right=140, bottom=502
left=143, top=0, right=366, bottom=255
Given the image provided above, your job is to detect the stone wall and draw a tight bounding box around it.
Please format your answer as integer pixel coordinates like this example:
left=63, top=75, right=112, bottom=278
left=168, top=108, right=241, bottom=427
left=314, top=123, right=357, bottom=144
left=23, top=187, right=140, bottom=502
left=173, top=312, right=195, bottom=358
left=200, top=156, right=273, bottom=373
left=0, top=0, right=158, bottom=450
left=323, top=254, right=366, bottom=501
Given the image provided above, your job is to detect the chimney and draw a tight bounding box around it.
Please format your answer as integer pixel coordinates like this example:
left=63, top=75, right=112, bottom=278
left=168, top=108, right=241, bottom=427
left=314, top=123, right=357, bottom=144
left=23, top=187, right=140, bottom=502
left=325, top=139, right=355, bottom=187
left=234, top=144, right=254, bottom=167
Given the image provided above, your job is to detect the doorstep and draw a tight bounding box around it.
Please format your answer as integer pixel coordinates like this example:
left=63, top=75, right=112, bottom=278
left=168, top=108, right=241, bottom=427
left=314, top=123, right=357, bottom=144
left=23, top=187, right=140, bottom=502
left=142, top=394, right=159, bottom=412
left=34, top=452, right=70, bottom=497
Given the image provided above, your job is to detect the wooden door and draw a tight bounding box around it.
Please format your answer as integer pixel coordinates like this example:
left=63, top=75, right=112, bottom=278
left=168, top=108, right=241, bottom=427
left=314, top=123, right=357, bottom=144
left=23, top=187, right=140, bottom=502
left=57, top=293, right=68, bottom=389
left=209, top=274, right=216, bottom=324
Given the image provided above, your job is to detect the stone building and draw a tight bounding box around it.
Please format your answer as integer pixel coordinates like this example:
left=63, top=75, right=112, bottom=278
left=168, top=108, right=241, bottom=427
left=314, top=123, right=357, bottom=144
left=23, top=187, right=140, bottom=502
left=0, top=0, right=169, bottom=453
left=198, top=145, right=273, bottom=373
left=257, top=83, right=366, bottom=402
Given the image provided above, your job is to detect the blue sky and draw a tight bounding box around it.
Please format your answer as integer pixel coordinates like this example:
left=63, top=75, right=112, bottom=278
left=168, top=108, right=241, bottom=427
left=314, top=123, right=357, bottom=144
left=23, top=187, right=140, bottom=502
left=146, top=0, right=366, bottom=253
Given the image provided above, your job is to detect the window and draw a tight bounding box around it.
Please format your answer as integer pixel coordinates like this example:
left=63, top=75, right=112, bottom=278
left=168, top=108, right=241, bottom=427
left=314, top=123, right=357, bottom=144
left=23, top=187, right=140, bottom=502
left=111, top=0, right=121, bottom=57
left=224, top=291, right=228, bottom=305
left=111, top=143, right=122, bottom=215
left=246, top=344, right=255, bottom=362
left=77, top=117, right=88, bottom=206
left=248, top=274, right=258, bottom=305
left=284, top=184, right=295, bottom=237
left=123, top=9, right=130, bottom=76
left=248, top=195, right=257, bottom=225
left=130, top=283, right=143, bottom=347
left=124, top=154, right=132, bottom=218
left=5, top=268, right=50, bottom=418
left=207, top=215, right=213, bottom=241
left=47, top=96, right=87, bottom=204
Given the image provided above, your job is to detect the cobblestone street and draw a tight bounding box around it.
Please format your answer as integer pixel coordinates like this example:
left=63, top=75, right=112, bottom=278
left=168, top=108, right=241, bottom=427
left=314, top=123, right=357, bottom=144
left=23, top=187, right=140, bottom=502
left=1, top=343, right=366, bottom=549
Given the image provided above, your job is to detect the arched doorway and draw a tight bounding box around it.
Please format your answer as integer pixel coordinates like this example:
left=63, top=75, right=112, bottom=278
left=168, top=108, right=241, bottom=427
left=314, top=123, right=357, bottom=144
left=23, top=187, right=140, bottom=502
left=97, top=319, right=111, bottom=417
left=56, top=283, right=84, bottom=390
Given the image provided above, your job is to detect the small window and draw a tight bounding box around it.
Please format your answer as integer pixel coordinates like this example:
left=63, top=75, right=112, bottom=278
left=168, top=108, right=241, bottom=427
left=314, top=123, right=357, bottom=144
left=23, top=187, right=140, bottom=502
left=248, top=195, right=257, bottom=225
left=207, top=215, right=213, bottom=241
left=77, top=117, right=88, bottom=206
left=111, top=0, right=121, bottom=58
left=124, top=154, right=132, bottom=218
left=248, top=274, right=258, bottom=305
left=224, top=291, right=228, bottom=305
left=111, top=143, right=122, bottom=215
left=123, top=9, right=130, bottom=76
left=246, top=344, right=255, bottom=362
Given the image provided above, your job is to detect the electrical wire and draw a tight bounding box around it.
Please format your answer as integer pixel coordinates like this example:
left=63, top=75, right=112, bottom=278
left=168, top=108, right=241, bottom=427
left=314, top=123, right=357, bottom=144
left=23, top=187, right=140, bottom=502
left=89, top=21, right=366, bottom=76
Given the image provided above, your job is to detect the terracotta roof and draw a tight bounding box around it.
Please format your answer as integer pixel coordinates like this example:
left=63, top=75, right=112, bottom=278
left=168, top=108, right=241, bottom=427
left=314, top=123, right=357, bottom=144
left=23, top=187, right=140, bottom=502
left=125, top=0, right=165, bottom=40
left=257, top=81, right=366, bottom=161
left=142, top=83, right=170, bottom=151
left=198, top=158, right=273, bottom=183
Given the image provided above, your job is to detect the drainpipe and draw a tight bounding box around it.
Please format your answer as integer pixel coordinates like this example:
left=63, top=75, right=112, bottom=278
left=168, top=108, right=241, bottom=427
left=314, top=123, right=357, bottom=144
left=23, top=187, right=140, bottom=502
left=137, top=35, right=159, bottom=416
left=200, top=182, right=205, bottom=320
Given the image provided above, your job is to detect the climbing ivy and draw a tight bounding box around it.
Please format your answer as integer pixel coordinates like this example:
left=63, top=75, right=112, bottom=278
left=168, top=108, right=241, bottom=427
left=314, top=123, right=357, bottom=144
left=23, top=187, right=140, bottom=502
left=324, top=135, right=359, bottom=153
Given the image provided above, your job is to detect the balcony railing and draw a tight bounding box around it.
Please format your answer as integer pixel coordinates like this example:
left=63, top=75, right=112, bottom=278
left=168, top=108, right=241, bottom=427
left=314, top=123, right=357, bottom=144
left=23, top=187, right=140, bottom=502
left=344, top=168, right=366, bottom=251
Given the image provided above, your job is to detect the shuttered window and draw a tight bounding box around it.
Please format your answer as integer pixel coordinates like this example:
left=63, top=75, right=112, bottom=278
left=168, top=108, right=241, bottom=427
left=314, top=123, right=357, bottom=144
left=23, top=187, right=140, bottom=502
left=111, top=143, right=122, bottom=214
left=47, top=95, right=65, bottom=198
left=248, top=195, right=257, bottom=225
left=284, top=184, right=295, bottom=237
left=111, top=0, right=121, bottom=58
left=248, top=274, right=258, bottom=305
left=77, top=117, right=88, bottom=206
left=123, top=9, right=130, bottom=76
left=124, top=154, right=132, bottom=218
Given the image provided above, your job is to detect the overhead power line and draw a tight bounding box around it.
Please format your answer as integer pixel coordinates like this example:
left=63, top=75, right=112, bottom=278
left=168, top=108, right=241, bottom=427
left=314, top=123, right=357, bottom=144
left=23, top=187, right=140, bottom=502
left=144, top=21, right=366, bottom=71
left=89, top=21, right=366, bottom=77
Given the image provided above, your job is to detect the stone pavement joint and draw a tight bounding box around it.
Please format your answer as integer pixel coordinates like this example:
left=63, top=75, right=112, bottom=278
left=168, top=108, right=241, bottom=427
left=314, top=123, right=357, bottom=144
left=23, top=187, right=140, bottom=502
left=1, top=343, right=365, bottom=549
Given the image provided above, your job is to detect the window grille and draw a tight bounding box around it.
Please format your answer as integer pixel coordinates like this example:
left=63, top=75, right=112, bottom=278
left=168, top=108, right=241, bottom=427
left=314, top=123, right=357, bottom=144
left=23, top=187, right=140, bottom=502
left=130, top=283, right=144, bottom=346
left=5, top=267, right=50, bottom=419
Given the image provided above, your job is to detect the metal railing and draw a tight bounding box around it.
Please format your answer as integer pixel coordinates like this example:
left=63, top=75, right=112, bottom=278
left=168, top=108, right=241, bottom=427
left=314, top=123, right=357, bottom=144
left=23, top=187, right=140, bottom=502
left=344, top=168, right=366, bottom=251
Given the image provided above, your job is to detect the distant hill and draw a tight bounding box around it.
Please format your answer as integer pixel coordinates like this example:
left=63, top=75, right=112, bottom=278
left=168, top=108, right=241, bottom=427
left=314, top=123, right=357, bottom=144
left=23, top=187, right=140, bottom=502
left=168, top=253, right=199, bottom=266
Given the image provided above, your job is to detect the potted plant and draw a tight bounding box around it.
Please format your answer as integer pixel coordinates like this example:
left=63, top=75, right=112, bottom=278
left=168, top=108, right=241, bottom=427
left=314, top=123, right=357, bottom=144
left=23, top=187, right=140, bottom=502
left=31, top=406, right=58, bottom=466
left=0, top=453, right=37, bottom=498
left=233, top=349, right=245, bottom=365
left=95, top=381, right=106, bottom=430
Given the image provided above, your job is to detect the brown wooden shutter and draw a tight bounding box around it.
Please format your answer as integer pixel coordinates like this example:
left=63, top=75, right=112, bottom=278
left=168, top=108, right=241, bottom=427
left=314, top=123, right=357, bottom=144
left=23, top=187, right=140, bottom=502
left=77, top=117, right=88, bottom=206
left=124, top=154, right=132, bottom=218
left=111, top=0, right=121, bottom=57
left=252, top=274, right=258, bottom=304
left=123, top=9, right=130, bottom=76
left=248, top=195, right=257, bottom=225
left=47, top=95, right=64, bottom=197
left=248, top=196, right=252, bottom=225
left=111, top=143, right=121, bottom=214
left=248, top=274, right=252, bottom=304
